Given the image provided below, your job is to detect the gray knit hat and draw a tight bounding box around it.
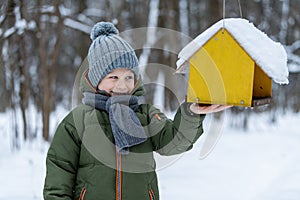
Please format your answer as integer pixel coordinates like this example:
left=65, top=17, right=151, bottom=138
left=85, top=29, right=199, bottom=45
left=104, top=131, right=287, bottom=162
left=87, top=22, right=139, bottom=88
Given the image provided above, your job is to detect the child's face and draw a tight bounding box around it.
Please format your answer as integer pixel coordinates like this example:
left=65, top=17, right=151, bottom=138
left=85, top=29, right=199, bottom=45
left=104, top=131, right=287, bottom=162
left=97, top=68, right=135, bottom=96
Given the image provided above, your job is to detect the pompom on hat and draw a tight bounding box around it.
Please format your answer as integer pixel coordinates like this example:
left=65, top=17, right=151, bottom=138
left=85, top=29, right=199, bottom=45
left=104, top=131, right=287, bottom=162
left=87, top=22, right=139, bottom=88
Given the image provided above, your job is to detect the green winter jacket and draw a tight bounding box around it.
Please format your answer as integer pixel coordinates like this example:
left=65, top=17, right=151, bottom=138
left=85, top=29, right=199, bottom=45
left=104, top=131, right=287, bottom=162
left=43, top=71, right=205, bottom=200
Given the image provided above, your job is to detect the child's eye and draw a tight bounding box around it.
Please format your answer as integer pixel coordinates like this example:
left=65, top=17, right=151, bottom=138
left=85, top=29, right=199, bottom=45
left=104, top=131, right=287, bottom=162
left=125, top=76, right=134, bottom=80
left=109, top=76, right=118, bottom=79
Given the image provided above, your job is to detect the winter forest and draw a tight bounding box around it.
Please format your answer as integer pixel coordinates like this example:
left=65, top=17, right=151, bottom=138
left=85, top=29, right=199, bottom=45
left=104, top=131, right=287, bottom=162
left=1, top=0, right=300, bottom=147
left=1, top=0, right=300, bottom=199
left=0, top=0, right=300, bottom=145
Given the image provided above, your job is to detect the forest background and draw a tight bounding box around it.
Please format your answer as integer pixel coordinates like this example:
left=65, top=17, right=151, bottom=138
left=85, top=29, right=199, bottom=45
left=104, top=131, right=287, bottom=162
left=0, top=0, right=299, bottom=148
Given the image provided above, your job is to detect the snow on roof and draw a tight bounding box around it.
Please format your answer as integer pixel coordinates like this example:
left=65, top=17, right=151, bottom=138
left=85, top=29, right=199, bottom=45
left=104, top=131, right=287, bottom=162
left=176, top=18, right=289, bottom=84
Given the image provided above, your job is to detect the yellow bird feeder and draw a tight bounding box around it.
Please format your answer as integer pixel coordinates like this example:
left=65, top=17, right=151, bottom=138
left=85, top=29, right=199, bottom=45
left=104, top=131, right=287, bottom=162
left=176, top=18, right=289, bottom=107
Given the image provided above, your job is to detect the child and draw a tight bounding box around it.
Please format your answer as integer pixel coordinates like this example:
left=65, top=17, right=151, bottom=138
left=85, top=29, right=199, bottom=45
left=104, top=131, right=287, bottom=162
left=43, top=22, right=230, bottom=200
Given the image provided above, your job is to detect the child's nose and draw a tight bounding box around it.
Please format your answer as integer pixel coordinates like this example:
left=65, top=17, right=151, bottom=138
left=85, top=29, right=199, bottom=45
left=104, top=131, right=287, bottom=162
left=114, top=78, right=127, bottom=91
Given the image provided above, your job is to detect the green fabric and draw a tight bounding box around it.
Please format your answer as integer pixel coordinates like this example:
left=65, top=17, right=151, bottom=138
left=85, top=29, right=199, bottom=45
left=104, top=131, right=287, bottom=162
left=43, top=71, right=205, bottom=200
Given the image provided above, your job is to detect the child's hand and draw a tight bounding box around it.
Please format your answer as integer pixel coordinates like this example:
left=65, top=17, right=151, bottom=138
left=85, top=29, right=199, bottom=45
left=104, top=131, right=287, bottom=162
left=189, top=103, right=232, bottom=114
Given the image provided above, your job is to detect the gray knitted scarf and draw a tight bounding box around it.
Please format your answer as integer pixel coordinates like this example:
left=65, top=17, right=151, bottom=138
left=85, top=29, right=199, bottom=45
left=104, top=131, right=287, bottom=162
left=82, top=92, right=147, bottom=154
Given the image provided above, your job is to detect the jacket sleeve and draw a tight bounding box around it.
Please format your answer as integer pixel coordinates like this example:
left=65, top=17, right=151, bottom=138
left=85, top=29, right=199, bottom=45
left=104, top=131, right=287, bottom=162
left=147, top=102, right=205, bottom=155
left=43, top=114, right=81, bottom=200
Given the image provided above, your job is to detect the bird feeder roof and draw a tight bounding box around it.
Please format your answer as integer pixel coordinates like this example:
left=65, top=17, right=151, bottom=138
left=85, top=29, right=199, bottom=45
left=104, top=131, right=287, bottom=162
left=176, top=18, right=289, bottom=84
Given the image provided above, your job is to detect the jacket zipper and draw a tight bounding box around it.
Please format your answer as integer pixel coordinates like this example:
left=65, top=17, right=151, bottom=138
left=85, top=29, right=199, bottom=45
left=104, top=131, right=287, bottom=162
left=116, top=148, right=122, bottom=200
left=148, top=189, right=155, bottom=200
left=78, top=187, right=86, bottom=200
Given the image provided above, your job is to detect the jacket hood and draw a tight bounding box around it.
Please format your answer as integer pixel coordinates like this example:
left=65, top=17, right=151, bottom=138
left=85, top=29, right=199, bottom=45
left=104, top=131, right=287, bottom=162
left=79, top=69, right=145, bottom=96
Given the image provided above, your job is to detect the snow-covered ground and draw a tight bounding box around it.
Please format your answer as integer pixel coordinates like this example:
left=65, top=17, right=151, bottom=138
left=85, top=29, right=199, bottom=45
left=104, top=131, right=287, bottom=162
left=159, top=112, right=300, bottom=200
left=0, top=111, right=300, bottom=200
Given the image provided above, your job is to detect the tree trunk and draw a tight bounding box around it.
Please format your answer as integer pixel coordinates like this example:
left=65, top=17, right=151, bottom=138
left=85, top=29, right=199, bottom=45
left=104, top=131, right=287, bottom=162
left=6, top=0, right=20, bottom=149
left=156, top=0, right=180, bottom=111
left=40, top=1, right=63, bottom=141
left=208, top=0, right=221, bottom=25
left=18, top=0, right=30, bottom=141
left=37, top=0, right=50, bottom=141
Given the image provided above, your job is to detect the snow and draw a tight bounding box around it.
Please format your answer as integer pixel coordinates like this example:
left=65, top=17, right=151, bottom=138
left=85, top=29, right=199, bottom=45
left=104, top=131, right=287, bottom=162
left=40, top=5, right=55, bottom=14
left=0, top=15, right=5, bottom=24
left=3, top=27, right=16, bottom=38
left=138, top=0, right=159, bottom=74
left=153, top=72, right=166, bottom=114
left=179, top=0, right=189, bottom=46
left=1, top=110, right=300, bottom=200
left=27, top=20, right=37, bottom=30
left=15, top=19, right=27, bottom=34
left=2, top=5, right=36, bottom=38
left=176, top=18, right=289, bottom=85
left=159, top=113, right=300, bottom=200
left=63, top=18, right=91, bottom=34
left=14, top=5, right=27, bottom=35
left=83, top=8, right=106, bottom=18
left=77, top=14, right=95, bottom=26
left=288, top=63, right=300, bottom=73
left=0, top=142, right=48, bottom=200
left=58, top=4, right=73, bottom=17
